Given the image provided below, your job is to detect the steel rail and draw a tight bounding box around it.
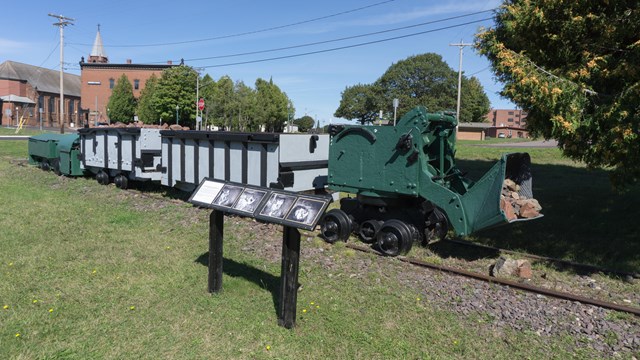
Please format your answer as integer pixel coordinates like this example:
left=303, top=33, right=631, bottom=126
left=345, top=243, right=640, bottom=317
left=443, top=238, right=640, bottom=279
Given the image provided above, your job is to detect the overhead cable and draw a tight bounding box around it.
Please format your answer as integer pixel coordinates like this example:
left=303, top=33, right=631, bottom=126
left=172, top=10, right=494, bottom=63
left=196, top=18, right=492, bottom=68
left=68, top=0, right=399, bottom=47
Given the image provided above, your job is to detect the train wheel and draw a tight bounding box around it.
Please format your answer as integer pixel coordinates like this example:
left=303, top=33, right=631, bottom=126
left=424, top=208, right=448, bottom=244
left=51, top=159, right=61, bottom=176
left=376, top=219, right=417, bottom=256
left=114, top=174, right=128, bottom=189
left=358, top=219, right=383, bottom=244
left=320, top=209, right=352, bottom=243
left=97, top=171, right=109, bottom=185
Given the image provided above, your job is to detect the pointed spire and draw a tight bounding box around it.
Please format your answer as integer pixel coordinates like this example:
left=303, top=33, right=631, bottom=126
left=88, top=24, right=108, bottom=63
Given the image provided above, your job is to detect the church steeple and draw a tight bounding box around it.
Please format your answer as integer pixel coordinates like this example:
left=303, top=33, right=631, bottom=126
left=88, top=24, right=108, bottom=63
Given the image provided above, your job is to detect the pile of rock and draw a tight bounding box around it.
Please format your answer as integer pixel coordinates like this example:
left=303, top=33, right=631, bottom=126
left=97, top=122, right=190, bottom=131
left=500, top=179, right=542, bottom=220
left=490, top=256, right=532, bottom=279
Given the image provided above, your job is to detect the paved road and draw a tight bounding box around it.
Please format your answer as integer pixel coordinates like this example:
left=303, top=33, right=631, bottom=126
left=476, top=139, right=559, bottom=148
left=0, top=136, right=30, bottom=140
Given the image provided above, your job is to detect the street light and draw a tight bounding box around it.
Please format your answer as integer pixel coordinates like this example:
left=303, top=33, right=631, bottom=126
left=176, top=105, right=180, bottom=125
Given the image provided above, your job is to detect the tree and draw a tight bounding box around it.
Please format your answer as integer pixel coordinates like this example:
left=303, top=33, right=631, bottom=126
left=254, top=78, right=289, bottom=132
left=335, top=53, right=490, bottom=123
left=150, top=66, right=197, bottom=128
left=107, top=74, right=136, bottom=122
left=294, top=115, right=315, bottom=132
left=208, top=75, right=234, bottom=129
left=233, top=80, right=257, bottom=131
left=136, top=74, right=159, bottom=124
left=334, top=84, right=380, bottom=124
left=460, top=76, right=491, bottom=122
left=476, top=0, right=640, bottom=187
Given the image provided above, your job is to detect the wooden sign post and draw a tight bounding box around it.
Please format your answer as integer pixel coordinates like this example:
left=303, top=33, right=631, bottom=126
left=190, top=179, right=330, bottom=329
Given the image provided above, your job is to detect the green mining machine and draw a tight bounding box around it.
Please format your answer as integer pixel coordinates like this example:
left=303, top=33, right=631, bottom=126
left=320, top=106, right=542, bottom=256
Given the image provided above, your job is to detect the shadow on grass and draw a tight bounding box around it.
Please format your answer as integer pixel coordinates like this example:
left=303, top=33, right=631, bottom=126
left=195, top=254, right=281, bottom=313
left=439, top=159, right=640, bottom=275
left=132, top=180, right=192, bottom=202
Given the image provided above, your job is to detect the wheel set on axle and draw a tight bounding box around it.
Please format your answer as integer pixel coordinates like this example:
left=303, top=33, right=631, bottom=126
left=95, top=170, right=129, bottom=189
left=320, top=209, right=421, bottom=257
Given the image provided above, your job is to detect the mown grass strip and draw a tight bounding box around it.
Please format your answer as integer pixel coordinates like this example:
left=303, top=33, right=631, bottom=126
left=0, top=138, right=624, bottom=359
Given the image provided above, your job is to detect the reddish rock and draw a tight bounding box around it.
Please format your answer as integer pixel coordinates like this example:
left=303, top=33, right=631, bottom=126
left=501, top=198, right=518, bottom=221
left=519, top=201, right=540, bottom=218
left=516, top=260, right=532, bottom=279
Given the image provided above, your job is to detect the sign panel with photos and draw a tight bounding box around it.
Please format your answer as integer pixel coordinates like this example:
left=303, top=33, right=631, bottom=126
left=188, top=179, right=331, bottom=231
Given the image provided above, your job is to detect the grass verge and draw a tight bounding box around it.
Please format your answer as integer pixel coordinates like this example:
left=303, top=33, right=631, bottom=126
left=0, top=139, right=608, bottom=358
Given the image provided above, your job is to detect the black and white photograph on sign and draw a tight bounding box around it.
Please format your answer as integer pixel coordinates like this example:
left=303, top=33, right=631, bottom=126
left=285, top=198, right=325, bottom=226
left=258, top=193, right=296, bottom=219
left=233, top=188, right=267, bottom=213
left=212, top=185, right=242, bottom=207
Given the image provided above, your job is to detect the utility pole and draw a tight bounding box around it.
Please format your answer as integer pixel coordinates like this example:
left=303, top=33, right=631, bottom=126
left=49, top=13, right=74, bottom=131
left=450, top=41, right=473, bottom=133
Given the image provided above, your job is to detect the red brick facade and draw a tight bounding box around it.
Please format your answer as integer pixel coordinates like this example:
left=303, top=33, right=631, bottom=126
left=485, top=109, right=529, bottom=138
left=0, top=61, right=81, bottom=128
left=79, top=60, right=175, bottom=125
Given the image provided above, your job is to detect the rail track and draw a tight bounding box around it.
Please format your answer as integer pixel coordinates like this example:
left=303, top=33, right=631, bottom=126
left=344, top=242, right=640, bottom=317
left=443, top=237, right=640, bottom=280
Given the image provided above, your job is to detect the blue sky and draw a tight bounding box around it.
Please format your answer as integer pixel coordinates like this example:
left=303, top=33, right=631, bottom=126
left=1, top=0, right=514, bottom=125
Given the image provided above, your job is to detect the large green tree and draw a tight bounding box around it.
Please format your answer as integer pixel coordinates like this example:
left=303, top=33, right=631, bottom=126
left=335, top=53, right=490, bottom=124
left=151, top=66, right=197, bottom=127
left=211, top=76, right=234, bottom=129
left=234, top=80, right=257, bottom=131
left=476, top=0, right=639, bottom=187
left=293, top=115, right=315, bottom=132
left=107, top=74, right=136, bottom=123
left=136, top=74, right=159, bottom=124
left=254, top=78, right=289, bottom=132
left=460, top=76, right=491, bottom=123
left=334, top=84, right=380, bottom=124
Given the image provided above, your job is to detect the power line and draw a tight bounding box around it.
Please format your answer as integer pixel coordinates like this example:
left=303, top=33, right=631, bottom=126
left=166, top=10, right=494, bottom=63
left=196, top=18, right=492, bottom=69
left=68, top=0, right=399, bottom=48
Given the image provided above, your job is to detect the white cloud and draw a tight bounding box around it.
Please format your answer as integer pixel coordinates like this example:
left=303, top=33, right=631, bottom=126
left=0, top=38, right=29, bottom=56
left=336, top=0, right=501, bottom=28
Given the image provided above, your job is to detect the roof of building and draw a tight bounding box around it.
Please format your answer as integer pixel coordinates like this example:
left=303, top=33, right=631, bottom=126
left=91, top=28, right=107, bottom=59
left=0, top=60, right=81, bottom=96
left=0, top=94, right=36, bottom=104
left=458, top=122, right=492, bottom=129
left=79, top=62, right=176, bottom=70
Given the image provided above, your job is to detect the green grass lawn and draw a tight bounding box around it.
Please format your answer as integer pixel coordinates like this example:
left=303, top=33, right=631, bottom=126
left=455, top=141, right=640, bottom=274
left=0, top=138, right=634, bottom=359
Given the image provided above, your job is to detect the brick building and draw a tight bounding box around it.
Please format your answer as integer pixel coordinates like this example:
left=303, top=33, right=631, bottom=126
left=79, top=27, right=176, bottom=125
left=485, top=109, right=529, bottom=138
left=457, top=122, right=491, bottom=140
left=0, top=61, right=81, bottom=128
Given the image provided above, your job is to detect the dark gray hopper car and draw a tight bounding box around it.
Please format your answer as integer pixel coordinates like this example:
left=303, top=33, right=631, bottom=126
left=160, top=131, right=329, bottom=193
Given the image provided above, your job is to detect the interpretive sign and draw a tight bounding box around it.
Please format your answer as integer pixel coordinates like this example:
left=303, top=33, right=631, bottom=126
left=189, top=178, right=330, bottom=231
left=188, top=178, right=332, bottom=329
